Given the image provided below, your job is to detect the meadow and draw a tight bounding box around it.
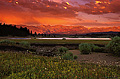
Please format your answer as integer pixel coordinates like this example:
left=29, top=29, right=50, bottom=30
left=0, top=37, right=120, bottom=79
left=0, top=39, right=110, bottom=45
left=0, top=51, right=120, bottom=79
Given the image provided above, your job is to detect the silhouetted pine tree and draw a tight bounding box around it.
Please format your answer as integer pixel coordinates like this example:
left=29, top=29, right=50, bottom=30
left=0, top=23, right=31, bottom=36
left=34, top=32, right=37, bottom=35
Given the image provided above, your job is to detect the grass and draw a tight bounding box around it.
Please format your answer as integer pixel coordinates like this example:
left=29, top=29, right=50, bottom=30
left=0, top=51, right=120, bottom=79
left=0, top=39, right=110, bottom=45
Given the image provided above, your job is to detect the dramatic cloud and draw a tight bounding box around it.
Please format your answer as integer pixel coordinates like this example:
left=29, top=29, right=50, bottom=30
left=77, top=0, right=120, bottom=14
left=0, top=0, right=120, bottom=26
left=74, top=21, right=120, bottom=27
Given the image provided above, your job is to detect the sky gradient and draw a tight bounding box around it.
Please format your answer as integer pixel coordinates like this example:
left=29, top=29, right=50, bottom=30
left=0, top=0, right=120, bottom=27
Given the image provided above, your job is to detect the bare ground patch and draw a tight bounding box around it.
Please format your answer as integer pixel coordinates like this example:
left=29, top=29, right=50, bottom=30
left=70, top=50, right=120, bottom=66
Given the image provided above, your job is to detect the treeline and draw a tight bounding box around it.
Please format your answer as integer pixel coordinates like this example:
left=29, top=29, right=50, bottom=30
left=0, top=23, right=31, bottom=36
left=84, top=32, right=120, bottom=38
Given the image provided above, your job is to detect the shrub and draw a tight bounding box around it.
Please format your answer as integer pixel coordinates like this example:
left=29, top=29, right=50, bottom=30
left=79, top=43, right=91, bottom=54
left=74, top=55, right=78, bottom=60
left=58, top=47, right=68, bottom=53
left=19, top=41, right=30, bottom=48
left=62, top=37, right=66, bottom=40
left=0, top=40, right=16, bottom=45
left=55, top=47, right=68, bottom=56
left=93, top=46, right=104, bottom=52
left=85, top=43, right=105, bottom=53
left=106, top=36, right=120, bottom=56
left=68, top=52, right=73, bottom=57
left=61, top=53, right=73, bottom=60
left=88, top=44, right=96, bottom=51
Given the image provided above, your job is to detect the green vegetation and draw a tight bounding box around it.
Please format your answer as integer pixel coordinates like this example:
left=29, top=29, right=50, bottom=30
left=79, top=43, right=105, bottom=54
left=0, top=40, right=16, bottom=45
left=0, top=39, right=110, bottom=45
left=74, top=55, right=78, bottom=60
left=0, top=40, right=35, bottom=52
left=106, top=36, right=120, bottom=56
left=88, top=43, right=96, bottom=51
left=88, top=43, right=105, bottom=53
left=68, top=52, right=73, bottom=57
left=34, top=37, right=36, bottom=39
left=57, top=47, right=74, bottom=59
left=93, top=46, right=105, bottom=52
left=58, top=47, right=68, bottom=53
left=79, top=43, right=92, bottom=54
left=0, top=37, right=120, bottom=78
left=79, top=43, right=105, bottom=53
left=19, top=41, right=30, bottom=48
left=0, top=51, right=120, bottom=79
left=0, top=40, right=31, bottom=48
left=61, top=52, right=74, bottom=60
left=62, top=38, right=66, bottom=40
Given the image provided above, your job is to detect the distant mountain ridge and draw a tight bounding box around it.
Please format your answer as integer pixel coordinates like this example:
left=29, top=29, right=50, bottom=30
left=16, top=25, right=120, bottom=34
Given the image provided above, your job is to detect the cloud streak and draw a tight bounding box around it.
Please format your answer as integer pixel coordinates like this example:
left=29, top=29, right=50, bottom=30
left=0, top=0, right=120, bottom=26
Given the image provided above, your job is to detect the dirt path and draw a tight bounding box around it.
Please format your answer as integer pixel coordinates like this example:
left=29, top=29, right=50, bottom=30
left=70, top=50, right=120, bottom=66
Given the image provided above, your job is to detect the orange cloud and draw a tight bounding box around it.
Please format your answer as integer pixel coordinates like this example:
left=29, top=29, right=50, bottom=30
left=74, top=21, right=120, bottom=27
left=33, top=17, right=80, bottom=25
left=1, top=0, right=120, bottom=16
left=82, top=0, right=120, bottom=14
left=0, top=0, right=120, bottom=26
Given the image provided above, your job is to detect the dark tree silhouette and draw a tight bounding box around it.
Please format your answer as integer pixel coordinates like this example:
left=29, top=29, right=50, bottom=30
left=118, top=32, right=120, bottom=36
left=31, top=31, right=32, bottom=35
left=34, top=32, right=37, bottom=35
left=38, top=33, right=40, bottom=35
left=0, top=23, right=31, bottom=36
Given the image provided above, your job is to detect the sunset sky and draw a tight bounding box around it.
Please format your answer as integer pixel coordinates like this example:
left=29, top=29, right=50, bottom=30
left=0, top=0, right=120, bottom=27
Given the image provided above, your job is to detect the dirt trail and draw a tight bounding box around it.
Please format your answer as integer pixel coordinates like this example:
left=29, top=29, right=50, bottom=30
left=70, top=50, right=120, bottom=66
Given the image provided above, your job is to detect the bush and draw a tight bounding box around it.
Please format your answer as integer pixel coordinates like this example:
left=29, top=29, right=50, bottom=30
left=68, top=52, right=73, bottom=57
left=62, top=37, right=66, bottom=40
left=61, top=52, right=73, bottom=60
left=74, top=55, right=78, bottom=60
left=79, top=43, right=105, bottom=53
left=106, top=36, right=120, bottom=56
left=58, top=47, right=68, bottom=53
left=93, top=46, right=105, bottom=52
left=19, top=41, right=30, bottom=48
left=79, top=43, right=91, bottom=54
left=56, top=47, right=68, bottom=56
left=85, top=43, right=105, bottom=53
left=88, top=44, right=96, bottom=51
left=0, top=40, right=16, bottom=45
